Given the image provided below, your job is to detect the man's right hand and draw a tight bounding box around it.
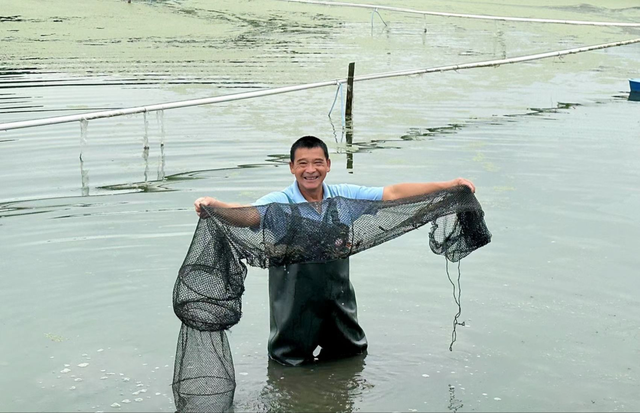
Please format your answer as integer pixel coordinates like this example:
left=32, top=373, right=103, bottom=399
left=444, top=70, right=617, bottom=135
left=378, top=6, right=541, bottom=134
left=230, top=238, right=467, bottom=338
left=194, top=197, right=217, bottom=217
left=193, top=197, right=260, bottom=227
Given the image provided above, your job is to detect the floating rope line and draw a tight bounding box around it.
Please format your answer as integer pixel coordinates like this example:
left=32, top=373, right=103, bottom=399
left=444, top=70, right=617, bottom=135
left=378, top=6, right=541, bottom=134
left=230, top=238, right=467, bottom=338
left=446, top=258, right=464, bottom=351
left=329, top=83, right=342, bottom=118
left=285, top=0, right=640, bottom=27
left=328, top=83, right=342, bottom=116
left=2, top=38, right=639, bottom=132
left=327, top=83, right=347, bottom=128
left=371, top=8, right=387, bottom=30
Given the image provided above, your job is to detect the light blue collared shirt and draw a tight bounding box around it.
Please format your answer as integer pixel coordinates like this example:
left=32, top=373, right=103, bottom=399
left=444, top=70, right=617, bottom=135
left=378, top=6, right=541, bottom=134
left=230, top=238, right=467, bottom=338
left=254, top=181, right=383, bottom=206
left=254, top=181, right=383, bottom=242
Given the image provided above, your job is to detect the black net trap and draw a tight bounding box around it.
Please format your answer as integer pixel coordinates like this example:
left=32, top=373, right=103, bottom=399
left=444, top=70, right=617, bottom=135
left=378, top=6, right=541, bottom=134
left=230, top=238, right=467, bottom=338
left=172, top=185, right=491, bottom=411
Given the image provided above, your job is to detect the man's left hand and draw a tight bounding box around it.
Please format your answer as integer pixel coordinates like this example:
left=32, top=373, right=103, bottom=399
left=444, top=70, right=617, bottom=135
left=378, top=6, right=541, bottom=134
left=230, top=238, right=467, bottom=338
left=453, top=178, right=475, bottom=193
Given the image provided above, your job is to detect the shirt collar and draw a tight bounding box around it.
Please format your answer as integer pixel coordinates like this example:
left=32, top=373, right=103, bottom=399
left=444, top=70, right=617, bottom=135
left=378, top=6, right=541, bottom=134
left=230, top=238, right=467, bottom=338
left=291, top=180, right=330, bottom=202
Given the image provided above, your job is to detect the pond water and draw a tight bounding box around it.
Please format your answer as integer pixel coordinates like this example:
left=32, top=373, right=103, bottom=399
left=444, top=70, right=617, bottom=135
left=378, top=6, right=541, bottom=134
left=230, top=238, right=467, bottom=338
left=1, top=0, right=640, bottom=411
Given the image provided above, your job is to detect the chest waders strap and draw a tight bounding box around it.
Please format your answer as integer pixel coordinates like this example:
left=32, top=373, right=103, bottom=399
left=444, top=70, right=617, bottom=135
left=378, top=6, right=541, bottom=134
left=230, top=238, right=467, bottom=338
left=269, top=186, right=366, bottom=366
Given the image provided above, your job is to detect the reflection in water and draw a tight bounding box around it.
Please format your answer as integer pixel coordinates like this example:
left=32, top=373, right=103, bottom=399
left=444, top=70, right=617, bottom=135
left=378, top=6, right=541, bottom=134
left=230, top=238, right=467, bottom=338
left=80, top=156, right=89, bottom=197
left=329, top=111, right=355, bottom=172
left=265, top=154, right=289, bottom=165
left=143, top=111, right=149, bottom=149
left=447, top=384, right=464, bottom=413
left=143, top=147, right=150, bottom=183
left=504, top=101, right=582, bottom=117
left=156, top=110, right=166, bottom=180
left=345, top=116, right=354, bottom=172
left=80, top=119, right=89, bottom=196
left=156, top=109, right=165, bottom=147
left=629, top=92, right=640, bottom=102
left=493, top=22, right=507, bottom=59
left=421, top=20, right=431, bottom=45
left=0, top=16, right=24, bottom=22
left=79, top=118, right=88, bottom=161
left=260, top=355, right=369, bottom=413
left=72, top=99, right=587, bottom=198
left=157, top=142, right=166, bottom=181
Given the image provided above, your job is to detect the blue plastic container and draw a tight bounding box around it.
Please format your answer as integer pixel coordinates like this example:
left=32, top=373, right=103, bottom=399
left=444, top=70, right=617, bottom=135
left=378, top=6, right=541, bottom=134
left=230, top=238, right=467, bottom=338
left=631, top=79, right=640, bottom=93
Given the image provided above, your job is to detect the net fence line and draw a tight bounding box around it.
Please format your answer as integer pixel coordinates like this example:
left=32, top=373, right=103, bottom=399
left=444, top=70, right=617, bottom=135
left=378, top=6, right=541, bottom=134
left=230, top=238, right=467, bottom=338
left=1, top=38, right=639, bottom=133
left=283, top=0, right=640, bottom=27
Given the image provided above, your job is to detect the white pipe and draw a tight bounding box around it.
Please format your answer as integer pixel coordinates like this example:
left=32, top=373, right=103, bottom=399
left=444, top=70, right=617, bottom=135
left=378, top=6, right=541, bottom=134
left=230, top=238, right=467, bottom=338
left=285, top=0, right=640, bottom=27
left=354, top=38, right=640, bottom=82
left=0, top=80, right=340, bottom=131
left=1, top=38, right=639, bottom=132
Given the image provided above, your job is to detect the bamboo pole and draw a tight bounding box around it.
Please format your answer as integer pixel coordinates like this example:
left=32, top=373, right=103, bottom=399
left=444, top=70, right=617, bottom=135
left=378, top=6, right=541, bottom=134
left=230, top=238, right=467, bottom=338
left=345, top=62, right=355, bottom=117
left=1, top=38, right=639, bottom=132
left=284, top=0, right=640, bottom=27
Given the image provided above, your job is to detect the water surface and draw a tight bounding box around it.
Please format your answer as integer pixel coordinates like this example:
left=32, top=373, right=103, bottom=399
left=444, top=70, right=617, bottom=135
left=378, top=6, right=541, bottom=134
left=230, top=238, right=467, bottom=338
left=1, top=0, right=640, bottom=411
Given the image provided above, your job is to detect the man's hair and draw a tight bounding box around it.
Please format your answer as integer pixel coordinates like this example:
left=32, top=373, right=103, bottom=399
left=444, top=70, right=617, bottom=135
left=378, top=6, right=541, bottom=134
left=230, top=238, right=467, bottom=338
left=290, top=135, right=329, bottom=162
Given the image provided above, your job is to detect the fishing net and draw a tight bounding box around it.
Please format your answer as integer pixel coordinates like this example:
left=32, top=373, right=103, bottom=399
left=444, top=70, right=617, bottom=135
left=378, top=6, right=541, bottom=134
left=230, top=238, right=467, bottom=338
left=172, top=185, right=491, bottom=412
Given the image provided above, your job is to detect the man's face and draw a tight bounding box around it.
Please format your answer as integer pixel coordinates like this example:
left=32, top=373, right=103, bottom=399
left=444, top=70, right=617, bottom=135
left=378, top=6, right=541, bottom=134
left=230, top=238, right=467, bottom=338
left=289, top=146, right=331, bottom=193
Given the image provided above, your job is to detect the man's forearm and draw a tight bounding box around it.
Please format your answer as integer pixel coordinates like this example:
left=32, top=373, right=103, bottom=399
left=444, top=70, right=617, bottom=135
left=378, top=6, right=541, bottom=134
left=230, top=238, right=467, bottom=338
left=382, top=178, right=474, bottom=201
left=195, top=197, right=260, bottom=227
left=204, top=204, right=261, bottom=228
left=382, top=182, right=450, bottom=201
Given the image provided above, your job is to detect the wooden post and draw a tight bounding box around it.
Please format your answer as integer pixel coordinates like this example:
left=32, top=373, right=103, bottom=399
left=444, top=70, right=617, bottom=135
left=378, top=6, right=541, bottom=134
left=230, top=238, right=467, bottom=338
left=345, top=62, right=355, bottom=117
left=345, top=63, right=355, bottom=171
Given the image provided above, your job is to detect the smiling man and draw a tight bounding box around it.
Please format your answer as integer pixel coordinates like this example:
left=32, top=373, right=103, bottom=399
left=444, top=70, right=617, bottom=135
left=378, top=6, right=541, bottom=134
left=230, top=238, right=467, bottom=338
left=194, top=135, right=475, bottom=366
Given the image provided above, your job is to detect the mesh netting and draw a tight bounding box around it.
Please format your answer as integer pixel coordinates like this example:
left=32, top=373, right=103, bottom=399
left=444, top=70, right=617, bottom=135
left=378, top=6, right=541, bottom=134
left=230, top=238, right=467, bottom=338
left=172, top=185, right=491, bottom=412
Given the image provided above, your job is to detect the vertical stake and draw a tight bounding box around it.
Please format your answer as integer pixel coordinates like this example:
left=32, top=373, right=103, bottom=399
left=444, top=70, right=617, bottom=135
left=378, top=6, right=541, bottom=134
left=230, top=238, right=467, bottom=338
left=345, top=62, right=355, bottom=117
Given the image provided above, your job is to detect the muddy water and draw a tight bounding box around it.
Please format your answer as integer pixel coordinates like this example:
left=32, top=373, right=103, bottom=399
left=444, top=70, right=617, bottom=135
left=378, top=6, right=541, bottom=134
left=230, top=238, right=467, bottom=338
left=1, top=0, right=639, bottom=411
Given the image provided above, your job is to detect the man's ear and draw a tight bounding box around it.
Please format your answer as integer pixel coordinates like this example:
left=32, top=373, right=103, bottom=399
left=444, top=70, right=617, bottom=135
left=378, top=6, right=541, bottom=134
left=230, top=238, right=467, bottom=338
left=289, top=161, right=295, bottom=174
left=326, top=158, right=331, bottom=172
